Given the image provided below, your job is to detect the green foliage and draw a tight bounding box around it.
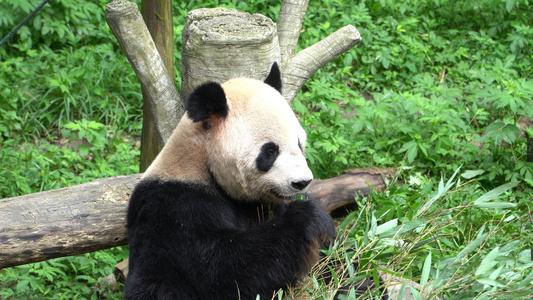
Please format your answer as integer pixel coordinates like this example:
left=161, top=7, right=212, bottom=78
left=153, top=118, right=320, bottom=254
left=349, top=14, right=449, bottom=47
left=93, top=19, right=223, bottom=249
left=1, top=0, right=532, bottom=298
left=295, top=0, right=533, bottom=187
left=0, top=247, right=129, bottom=299
left=0, top=0, right=110, bottom=52
left=0, top=130, right=140, bottom=199
left=295, top=170, right=532, bottom=299
left=0, top=43, right=142, bottom=141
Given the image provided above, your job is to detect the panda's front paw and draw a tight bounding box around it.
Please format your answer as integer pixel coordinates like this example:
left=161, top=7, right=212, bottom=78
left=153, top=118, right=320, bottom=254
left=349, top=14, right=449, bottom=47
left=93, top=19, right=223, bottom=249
left=287, top=199, right=337, bottom=244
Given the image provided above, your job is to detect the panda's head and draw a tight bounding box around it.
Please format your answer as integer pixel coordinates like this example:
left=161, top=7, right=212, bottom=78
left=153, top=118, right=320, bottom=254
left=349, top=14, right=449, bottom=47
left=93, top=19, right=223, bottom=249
left=186, top=63, right=313, bottom=202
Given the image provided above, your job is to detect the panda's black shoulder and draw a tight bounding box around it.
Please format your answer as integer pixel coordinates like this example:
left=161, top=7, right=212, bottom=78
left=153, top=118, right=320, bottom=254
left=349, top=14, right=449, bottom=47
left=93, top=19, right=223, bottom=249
left=127, top=179, right=216, bottom=226
left=126, top=178, right=256, bottom=232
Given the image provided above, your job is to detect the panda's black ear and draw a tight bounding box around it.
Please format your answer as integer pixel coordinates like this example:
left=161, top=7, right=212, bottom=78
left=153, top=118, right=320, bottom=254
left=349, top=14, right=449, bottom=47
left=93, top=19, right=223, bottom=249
left=264, top=62, right=282, bottom=94
left=186, top=82, right=228, bottom=123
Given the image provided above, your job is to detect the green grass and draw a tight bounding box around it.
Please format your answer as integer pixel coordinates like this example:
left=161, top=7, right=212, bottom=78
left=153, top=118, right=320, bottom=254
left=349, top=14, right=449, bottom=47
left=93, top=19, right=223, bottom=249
left=1, top=0, right=532, bottom=299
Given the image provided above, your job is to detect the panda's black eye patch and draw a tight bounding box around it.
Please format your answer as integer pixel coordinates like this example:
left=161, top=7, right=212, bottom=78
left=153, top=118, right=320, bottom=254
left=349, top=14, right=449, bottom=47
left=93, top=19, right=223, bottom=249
left=256, top=142, right=279, bottom=172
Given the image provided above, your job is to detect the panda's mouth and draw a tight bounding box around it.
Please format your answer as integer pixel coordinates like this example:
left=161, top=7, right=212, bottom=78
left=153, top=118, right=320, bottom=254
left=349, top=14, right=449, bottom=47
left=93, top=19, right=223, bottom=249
left=269, top=189, right=297, bottom=201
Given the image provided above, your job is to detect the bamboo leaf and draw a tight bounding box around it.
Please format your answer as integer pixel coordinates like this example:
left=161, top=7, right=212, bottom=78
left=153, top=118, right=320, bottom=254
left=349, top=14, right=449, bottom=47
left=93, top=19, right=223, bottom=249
left=461, top=169, right=485, bottom=179
left=410, top=286, right=423, bottom=300
left=420, top=252, right=431, bottom=288
left=474, top=182, right=518, bottom=204
left=412, top=234, right=443, bottom=250
left=376, top=218, right=398, bottom=235
left=454, top=225, right=487, bottom=264
left=476, top=277, right=506, bottom=288
left=346, top=287, right=356, bottom=300
left=475, top=202, right=517, bottom=209
left=475, top=247, right=499, bottom=277
left=397, top=281, right=407, bottom=300
left=380, top=218, right=428, bottom=238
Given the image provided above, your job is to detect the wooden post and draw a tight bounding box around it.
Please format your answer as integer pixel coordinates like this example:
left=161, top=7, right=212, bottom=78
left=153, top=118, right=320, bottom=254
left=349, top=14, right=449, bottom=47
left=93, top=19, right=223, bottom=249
left=139, top=0, right=175, bottom=171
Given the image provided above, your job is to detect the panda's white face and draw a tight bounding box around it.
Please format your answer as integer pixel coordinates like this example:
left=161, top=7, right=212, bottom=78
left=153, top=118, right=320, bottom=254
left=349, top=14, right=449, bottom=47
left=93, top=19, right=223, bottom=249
left=206, top=78, right=313, bottom=202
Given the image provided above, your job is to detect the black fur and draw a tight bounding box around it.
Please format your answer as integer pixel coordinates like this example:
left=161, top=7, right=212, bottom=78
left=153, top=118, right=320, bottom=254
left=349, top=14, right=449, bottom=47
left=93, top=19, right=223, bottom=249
left=264, top=62, right=282, bottom=94
left=256, top=142, right=280, bottom=172
left=186, top=82, right=228, bottom=123
left=125, top=179, right=336, bottom=300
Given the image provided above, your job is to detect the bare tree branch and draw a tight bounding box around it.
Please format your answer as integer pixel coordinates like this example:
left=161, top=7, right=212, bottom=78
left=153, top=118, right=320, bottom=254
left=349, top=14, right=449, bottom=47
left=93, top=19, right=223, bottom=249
left=283, top=25, right=362, bottom=102
left=277, top=0, right=309, bottom=65
left=106, top=0, right=182, bottom=145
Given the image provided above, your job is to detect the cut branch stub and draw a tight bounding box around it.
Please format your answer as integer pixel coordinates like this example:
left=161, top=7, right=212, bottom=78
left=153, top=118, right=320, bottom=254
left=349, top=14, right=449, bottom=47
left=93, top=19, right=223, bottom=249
left=106, top=0, right=182, bottom=146
left=283, top=25, right=362, bottom=102
left=180, top=8, right=281, bottom=99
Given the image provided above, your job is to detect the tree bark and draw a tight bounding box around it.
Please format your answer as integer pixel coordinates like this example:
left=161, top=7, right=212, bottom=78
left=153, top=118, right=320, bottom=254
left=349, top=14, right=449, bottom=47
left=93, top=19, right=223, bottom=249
left=305, top=168, right=393, bottom=213
left=106, top=0, right=182, bottom=146
left=277, top=0, right=309, bottom=65
left=283, top=25, right=361, bottom=102
left=0, top=175, right=140, bottom=269
left=139, top=0, right=174, bottom=172
left=141, top=0, right=174, bottom=80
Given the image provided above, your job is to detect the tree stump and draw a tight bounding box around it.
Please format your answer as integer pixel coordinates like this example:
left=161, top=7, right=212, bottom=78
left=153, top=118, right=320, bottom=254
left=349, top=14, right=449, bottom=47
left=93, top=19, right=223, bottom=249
left=181, top=8, right=281, bottom=99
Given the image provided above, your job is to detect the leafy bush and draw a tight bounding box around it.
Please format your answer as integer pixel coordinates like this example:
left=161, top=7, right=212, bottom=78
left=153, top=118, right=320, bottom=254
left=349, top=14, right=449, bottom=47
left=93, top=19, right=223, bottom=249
left=0, top=247, right=128, bottom=299
left=0, top=125, right=140, bottom=198
left=295, top=0, right=533, bottom=187
left=0, top=0, right=112, bottom=52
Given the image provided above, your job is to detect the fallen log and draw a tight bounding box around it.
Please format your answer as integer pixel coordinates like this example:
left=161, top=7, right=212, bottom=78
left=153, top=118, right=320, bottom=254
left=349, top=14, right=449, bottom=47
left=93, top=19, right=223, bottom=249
left=0, top=168, right=391, bottom=270
left=112, top=168, right=393, bottom=280
left=307, top=168, right=394, bottom=212
left=0, top=174, right=140, bottom=269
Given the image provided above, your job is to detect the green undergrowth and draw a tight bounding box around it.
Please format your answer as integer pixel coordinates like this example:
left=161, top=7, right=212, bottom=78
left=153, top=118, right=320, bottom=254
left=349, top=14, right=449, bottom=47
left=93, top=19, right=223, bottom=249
left=1, top=0, right=532, bottom=299
left=290, top=169, right=532, bottom=299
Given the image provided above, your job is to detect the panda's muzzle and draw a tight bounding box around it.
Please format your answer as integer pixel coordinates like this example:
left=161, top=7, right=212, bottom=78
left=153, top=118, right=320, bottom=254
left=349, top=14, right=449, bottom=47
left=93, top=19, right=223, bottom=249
left=268, top=179, right=311, bottom=201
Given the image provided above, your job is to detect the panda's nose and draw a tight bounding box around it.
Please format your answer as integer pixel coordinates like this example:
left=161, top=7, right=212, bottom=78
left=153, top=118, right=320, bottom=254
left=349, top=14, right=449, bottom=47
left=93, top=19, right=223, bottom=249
left=291, top=179, right=312, bottom=191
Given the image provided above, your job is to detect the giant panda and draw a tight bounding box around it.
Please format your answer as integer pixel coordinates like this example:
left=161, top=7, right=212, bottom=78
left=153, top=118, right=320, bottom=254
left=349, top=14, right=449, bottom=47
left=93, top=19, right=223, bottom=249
left=125, top=63, right=337, bottom=300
